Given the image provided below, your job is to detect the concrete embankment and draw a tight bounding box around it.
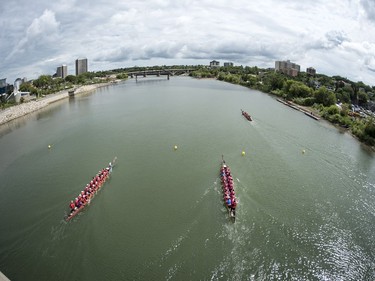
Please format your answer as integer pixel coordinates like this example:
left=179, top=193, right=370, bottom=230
left=0, top=271, right=10, bottom=281
left=0, top=83, right=111, bottom=126
left=276, top=98, right=320, bottom=120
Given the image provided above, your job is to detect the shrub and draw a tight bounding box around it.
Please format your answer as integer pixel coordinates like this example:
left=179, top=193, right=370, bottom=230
left=327, top=105, right=339, bottom=115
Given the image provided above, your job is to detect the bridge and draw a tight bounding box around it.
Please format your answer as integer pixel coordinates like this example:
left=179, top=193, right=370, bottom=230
left=126, top=69, right=194, bottom=80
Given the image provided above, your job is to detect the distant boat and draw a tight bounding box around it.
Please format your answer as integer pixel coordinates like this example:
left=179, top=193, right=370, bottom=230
left=241, top=109, right=252, bottom=121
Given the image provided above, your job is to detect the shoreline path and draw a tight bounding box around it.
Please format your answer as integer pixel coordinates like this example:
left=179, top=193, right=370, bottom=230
left=0, top=83, right=111, bottom=126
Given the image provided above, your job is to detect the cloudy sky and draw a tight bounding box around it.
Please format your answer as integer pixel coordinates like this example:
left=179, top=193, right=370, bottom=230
left=1, top=0, right=375, bottom=85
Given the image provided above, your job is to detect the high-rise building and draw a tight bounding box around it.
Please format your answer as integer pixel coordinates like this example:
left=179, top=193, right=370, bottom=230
left=56, top=65, right=68, bottom=78
left=224, top=62, right=234, bottom=67
left=75, top=58, right=88, bottom=75
left=306, top=67, right=316, bottom=76
left=275, top=60, right=300, bottom=77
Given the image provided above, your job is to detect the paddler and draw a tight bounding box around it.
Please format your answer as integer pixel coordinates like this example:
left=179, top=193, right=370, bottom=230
left=75, top=198, right=81, bottom=208
left=69, top=201, right=76, bottom=212
left=226, top=198, right=232, bottom=207
left=79, top=194, right=85, bottom=205
left=232, top=199, right=237, bottom=209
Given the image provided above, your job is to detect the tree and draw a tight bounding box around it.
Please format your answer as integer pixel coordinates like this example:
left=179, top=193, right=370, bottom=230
left=288, top=81, right=313, bottom=98
left=327, top=105, right=339, bottom=115
left=116, top=73, right=128, bottom=79
left=356, top=81, right=372, bottom=93
left=65, top=75, right=77, bottom=84
left=314, top=86, right=336, bottom=106
left=358, top=90, right=368, bottom=105
left=266, top=72, right=285, bottom=91
left=317, top=74, right=333, bottom=87
left=336, top=87, right=351, bottom=103
left=340, top=103, right=350, bottom=117
left=364, top=118, right=375, bottom=138
left=53, top=77, right=64, bottom=86
left=19, top=83, right=38, bottom=95
left=33, top=75, right=53, bottom=89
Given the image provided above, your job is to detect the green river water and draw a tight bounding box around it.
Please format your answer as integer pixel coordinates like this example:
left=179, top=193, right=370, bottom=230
left=0, top=77, right=374, bottom=280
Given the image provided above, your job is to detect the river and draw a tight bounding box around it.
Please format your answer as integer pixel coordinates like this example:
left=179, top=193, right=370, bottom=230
left=0, top=77, right=374, bottom=280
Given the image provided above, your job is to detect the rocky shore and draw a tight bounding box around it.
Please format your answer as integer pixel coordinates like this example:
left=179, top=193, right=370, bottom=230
left=0, top=83, right=111, bottom=126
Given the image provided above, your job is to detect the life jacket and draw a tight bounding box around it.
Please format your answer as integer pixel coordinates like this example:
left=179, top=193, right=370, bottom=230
left=227, top=199, right=232, bottom=206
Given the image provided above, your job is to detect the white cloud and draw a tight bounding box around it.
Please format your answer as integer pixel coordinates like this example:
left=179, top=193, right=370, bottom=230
left=1, top=0, right=375, bottom=85
left=5, top=9, right=60, bottom=61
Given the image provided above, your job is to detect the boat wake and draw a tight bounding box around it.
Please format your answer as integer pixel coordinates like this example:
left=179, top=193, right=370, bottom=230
left=142, top=220, right=199, bottom=280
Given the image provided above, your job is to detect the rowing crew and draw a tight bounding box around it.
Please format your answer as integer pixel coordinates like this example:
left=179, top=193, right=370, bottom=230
left=68, top=163, right=112, bottom=213
left=220, top=164, right=237, bottom=213
left=241, top=109, right=252, bottom=121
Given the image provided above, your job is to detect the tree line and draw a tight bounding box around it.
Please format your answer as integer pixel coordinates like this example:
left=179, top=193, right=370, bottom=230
left=1, top=64, right=374, bottom=146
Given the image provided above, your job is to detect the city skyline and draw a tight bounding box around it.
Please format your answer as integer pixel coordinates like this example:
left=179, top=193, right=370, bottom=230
left=1, top=1, right=375, bottom=85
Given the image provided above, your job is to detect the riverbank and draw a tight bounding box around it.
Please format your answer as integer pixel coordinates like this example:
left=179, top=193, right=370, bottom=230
left=276, top=98, right=321, bottom=120
left=0, top=82, right=112, bottom=126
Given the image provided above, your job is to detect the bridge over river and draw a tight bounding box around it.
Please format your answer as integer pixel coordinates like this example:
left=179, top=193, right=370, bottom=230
left=126, top=69, right=194, bottom=80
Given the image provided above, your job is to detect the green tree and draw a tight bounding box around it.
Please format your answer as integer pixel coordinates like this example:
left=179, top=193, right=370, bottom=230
left=65, top=75, right=77, bottom=84
left=340, top=103, right=350, bottom=117
left=358, top=90, right=368, bottom=105
left=364, top=118, right=375, bottom=138
left=314, top=86, right=336, bottom=106
left=76, top=74, right=86, bottom=84
left=116, top=73, right=128, bottom=79
left=33, top=75, right=53, bottom=89
left=327, top=105, right=339, bottom=115
left=336, top=87, right=351, bottom=103
left=266, top=72, right=285, bottom=91
left=288, top=81, right=313, bottom=98
left=53, top=77, right=64, bottom=85
left=317, top=74, right=333, bottom=87
left=19, top=83, right=38, bottom=96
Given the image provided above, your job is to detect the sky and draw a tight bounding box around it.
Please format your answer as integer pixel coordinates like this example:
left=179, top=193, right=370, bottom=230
left=1, top=0, right=375, bottom=86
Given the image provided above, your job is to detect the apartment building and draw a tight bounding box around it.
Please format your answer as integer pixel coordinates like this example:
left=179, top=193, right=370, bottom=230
left=210, top=60, right=220, bottom=68
left=306, top=67, right=316, bottom=76
left=275, top=60, right=300, bottom=77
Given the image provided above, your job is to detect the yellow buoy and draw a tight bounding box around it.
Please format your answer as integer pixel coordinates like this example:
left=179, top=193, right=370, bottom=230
left=48, top=145, right=52, bottom=149
left=174, top=145, right=178, bottom=150
left=241, top=151, right=246, bottom=156
left=302, top=149, right=305, bottom=154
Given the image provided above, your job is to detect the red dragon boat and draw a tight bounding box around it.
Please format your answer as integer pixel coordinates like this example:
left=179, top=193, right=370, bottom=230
left=241, top=109, right=252, bottom=121
left=65, top=157, right=116, bottom=221
left=220, top=156, right=237, bottom=222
